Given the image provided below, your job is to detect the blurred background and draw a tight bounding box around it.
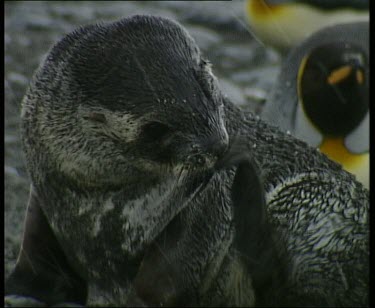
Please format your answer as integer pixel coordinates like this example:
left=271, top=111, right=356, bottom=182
left=4, top=0, right=281, bottom=282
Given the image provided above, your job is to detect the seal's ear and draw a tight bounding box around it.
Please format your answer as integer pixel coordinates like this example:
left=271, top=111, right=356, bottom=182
left=5, top=186, right=87, bottom=306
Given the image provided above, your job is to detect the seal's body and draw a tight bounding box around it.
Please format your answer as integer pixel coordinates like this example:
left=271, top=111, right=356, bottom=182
left=5, top=15, right=368, bottom=307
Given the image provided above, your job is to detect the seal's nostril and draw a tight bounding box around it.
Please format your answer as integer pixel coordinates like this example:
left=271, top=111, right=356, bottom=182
left=210, top=137, right=229, bottom=160
left=188, top=132, right=229, bottom=167
left=196, top=155, right=205, bottom=166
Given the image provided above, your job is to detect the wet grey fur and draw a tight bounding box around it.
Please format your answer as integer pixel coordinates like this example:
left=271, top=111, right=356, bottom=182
left=9, top=15, right=368, bottom=306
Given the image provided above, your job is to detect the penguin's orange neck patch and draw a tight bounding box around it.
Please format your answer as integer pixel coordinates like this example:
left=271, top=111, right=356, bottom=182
left=356, top=69, right=364, bottom=84
left=320, top=137, right=363, bottom=168
left=248, top=0, right=285, bottom=18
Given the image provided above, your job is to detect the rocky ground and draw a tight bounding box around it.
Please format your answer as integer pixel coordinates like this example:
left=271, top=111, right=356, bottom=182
left=4, top=0, right=280, bottom=292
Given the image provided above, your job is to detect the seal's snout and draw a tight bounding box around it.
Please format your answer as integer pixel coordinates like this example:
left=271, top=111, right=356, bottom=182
left=204, top=135, right=229, bottom=160
left=188, top=132, right=229, bottom=168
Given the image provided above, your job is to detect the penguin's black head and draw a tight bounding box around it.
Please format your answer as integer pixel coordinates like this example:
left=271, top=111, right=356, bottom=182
left=29, top=15, right=228, bottom=187
left=297, top=41, right=368, bottom=137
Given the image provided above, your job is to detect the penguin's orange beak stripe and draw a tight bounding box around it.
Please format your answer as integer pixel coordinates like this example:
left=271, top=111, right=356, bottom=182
left=327, top=65, right=352, bottom=85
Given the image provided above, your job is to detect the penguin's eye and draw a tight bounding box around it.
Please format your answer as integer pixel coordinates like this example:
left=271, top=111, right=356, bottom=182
left=141, top=121, right=173, bottom=141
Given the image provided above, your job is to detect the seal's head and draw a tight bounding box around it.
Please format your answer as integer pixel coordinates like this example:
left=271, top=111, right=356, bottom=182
left=22, top=15, right=229, bottom=190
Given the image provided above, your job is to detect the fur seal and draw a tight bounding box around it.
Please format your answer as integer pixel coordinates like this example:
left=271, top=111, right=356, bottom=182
left=245, top=0, right=369, bottom=51
left=5, top=15, right=368, bottom=307
left=262, top=22, right=369, bottom=188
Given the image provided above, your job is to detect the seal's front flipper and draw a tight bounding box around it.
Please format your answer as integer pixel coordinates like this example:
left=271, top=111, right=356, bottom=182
left=231, top=155, right=267, bottom=243
left=5, top=187, right=87, bottom=305
left=230, top=156, right=289, bottom=306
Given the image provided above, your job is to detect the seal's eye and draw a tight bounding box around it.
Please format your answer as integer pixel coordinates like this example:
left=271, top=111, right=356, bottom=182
left=141, top=121, right=173, bottom=141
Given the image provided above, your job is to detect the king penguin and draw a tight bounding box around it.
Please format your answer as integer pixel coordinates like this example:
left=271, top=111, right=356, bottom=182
left=261, top=21, right=369, bottom=188
left=245, top=0, right=369, bottom=51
